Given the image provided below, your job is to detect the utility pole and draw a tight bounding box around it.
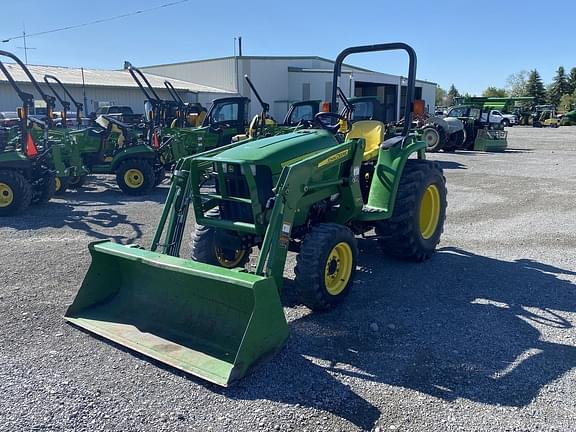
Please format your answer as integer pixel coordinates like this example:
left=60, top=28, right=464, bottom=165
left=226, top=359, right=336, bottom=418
left=17, top=25, right=36, bottom=64
left=81, top=67, right=88, bottom=113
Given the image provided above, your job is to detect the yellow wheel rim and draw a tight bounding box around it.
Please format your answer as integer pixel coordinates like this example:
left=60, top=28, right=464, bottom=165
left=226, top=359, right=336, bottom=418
left=214, top=247, right=246, bottom=268
left=419, top=184, right=441, bottom=240
left=55, top=177, right=61, bottom=192
left=0, top=182, right=14, bottom=208
left=324, top=242, right=353, bottom=296
left=124, top=169, right=144, bottom=189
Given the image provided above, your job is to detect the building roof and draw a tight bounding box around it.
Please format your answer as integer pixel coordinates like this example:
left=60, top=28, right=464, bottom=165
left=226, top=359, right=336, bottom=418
left=143, top=55, right=437, bottom=86
left=142, top=55, right=375, bottom=73
left=0, top=63, right=231, bottom=93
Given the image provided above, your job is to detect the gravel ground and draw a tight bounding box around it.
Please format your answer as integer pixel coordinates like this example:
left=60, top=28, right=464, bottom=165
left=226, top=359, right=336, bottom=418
left=1, top=126, right=575, bottom=432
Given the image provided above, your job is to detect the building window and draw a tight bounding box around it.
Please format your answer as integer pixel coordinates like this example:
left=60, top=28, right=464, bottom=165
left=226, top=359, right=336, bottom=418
left=302, top=83, right=310, bottom=101
left=325, top=81, right=333, bottom=101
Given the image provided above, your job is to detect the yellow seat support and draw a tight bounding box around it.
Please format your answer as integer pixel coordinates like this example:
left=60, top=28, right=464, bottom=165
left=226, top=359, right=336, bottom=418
left=345, top=120, right=385, bottom=161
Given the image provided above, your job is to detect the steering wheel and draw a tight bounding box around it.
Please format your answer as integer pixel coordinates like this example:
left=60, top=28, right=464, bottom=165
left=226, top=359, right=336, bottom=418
left=295, top=119, right=314, bottom=129
left=314, top=112, right=351, bottom=134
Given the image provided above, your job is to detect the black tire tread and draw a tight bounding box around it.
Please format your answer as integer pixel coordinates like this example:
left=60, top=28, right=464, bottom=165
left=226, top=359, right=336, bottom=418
left=0, top=170, right=32, bottom=216
left=191, top=208, right=252, bottom=268
left=115, top=159, right=155, bottom=195
left=423, top=125, right=446, bottom=152
left=375, top=159, right=447, bottom=261
left=32, top=171, right=56, bottom=205
left=294, top=223, right=358, bottom=311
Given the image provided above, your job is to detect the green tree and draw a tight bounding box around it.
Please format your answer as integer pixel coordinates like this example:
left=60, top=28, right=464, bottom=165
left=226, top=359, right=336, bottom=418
left=482, top=87, right=508, bottom=98
left=506, top=70, right=528, bottom=97
left=525, top=69, right=547, bottom=105
left=446, top=84, right=460, bottom=106
left=559, top=91, right=576, bottom=112
left=568, top=67, right=576, bottom=94
left=548, top=66, right=571, bottom=106
left=435, top=85, right=447, bottom=106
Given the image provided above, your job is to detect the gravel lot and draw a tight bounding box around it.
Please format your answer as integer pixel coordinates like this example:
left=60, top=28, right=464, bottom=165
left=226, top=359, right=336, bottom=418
left=1, top=126, right=575, bottom=432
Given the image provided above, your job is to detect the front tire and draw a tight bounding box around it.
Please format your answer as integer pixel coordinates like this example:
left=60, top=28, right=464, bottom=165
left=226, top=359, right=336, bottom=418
left=0, top=170, right=32, bottom=216
left=422, top=125, right=446, bottom=152
left=375, top=159, right=447, bottom=261
left=294, top=223, right=358, bottom=310
left=191, top=209, right=252, bottom=269
left=32, top=171, right=56, bottom=205
left=67, top=175, right=88, bottom=190
left=115, top=159, right=155, bottom=195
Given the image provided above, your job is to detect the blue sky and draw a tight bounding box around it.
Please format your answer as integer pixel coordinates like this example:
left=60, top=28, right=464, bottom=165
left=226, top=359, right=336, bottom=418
left=1, top=1, right=574, bottom=95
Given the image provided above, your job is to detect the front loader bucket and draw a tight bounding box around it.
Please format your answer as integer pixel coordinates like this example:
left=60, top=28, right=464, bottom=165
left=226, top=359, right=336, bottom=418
left=65, top=241, right=289, bottom=387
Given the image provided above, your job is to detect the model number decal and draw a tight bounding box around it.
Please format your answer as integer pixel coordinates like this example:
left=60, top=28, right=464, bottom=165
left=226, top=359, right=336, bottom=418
left=317, top=150, right=349, bottom=168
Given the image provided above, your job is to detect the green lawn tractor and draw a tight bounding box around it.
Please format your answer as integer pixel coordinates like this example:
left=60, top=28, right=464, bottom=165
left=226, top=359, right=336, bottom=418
left=0, top=50, right=74, bottom=215
left=42, top=70, right=167, bottom=196
left=65, top=43, right=447, bottom=386
left=127, top=63, right=251, bottom=170
left=560, top=109, right=576, bottom=126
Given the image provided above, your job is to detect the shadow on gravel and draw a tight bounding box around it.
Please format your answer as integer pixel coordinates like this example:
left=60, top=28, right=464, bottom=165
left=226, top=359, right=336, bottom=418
left=435, top=160, right=467, bottom=170
left=0, top=177, right=169, bottom=242
left=222, top=245, right=576, bottom=429
left=67, top=244, right=576, bottom=431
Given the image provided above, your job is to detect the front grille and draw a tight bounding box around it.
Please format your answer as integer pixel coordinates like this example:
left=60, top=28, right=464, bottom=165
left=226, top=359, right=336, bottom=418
left=216, top=164, right=274, bottom=223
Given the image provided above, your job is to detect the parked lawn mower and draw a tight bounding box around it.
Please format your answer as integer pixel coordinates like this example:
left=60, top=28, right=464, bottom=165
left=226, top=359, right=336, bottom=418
left=66, top=42, right=447, bottom=387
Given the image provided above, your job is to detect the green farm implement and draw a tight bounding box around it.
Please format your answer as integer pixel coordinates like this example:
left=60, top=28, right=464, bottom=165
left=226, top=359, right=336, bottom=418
left=0, top=50, right=69, bottom=215
left=66, top=43, right=447, bottom=386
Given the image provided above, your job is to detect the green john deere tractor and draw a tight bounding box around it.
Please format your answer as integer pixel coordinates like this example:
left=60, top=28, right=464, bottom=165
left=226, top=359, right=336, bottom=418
left=65, top=43, right=447, bottom=386
left=127, top=62, right=251, bottom=169
left=0, top=50, right=67, bottom=215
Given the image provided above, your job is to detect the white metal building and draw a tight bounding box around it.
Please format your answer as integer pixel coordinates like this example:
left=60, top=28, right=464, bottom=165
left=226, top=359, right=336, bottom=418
left=141, top=56, right=437, bottom=122
left=0, top=64, right=232, bottom=114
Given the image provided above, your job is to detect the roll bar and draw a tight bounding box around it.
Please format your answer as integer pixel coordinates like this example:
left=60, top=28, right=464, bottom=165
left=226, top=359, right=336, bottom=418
left=331, top=42, right=417, bottom=137
left=44, top=74, right=84, bottom=129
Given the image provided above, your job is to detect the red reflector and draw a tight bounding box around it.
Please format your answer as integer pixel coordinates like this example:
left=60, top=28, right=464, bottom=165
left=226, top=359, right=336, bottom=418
left=26, top=133, right=38, bottom=157
left=152, top=131, right=160, bottom=148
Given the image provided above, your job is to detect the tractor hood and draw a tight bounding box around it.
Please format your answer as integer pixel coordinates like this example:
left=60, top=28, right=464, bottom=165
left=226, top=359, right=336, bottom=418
left=211, top=130, right=339, bottom=174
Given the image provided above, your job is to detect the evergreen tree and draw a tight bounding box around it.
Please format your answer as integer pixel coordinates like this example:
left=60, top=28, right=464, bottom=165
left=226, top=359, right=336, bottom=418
left=446, top=84, right=460, bottom=106
left=548, top=66, right=571, bottom=106
left=482, top=87, right=508, bottom=98
left=525, top=70, right=547, bottom=105
left=568, top=67, right=576, bottom=94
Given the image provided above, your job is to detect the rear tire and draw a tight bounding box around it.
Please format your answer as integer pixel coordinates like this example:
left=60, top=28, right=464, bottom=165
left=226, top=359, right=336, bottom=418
left=116, top=159, right=155, bottom=195
left=191, top=209, right=252, bottom=269
left=422, top=125, right=446, bottom=152
left=375, top=159, right=447, bottom=261
left=0, top=170, right=32, bottom=216
left=32, top=171, right=56, bottom=205
left=294, top=223, right=358, bottom=311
